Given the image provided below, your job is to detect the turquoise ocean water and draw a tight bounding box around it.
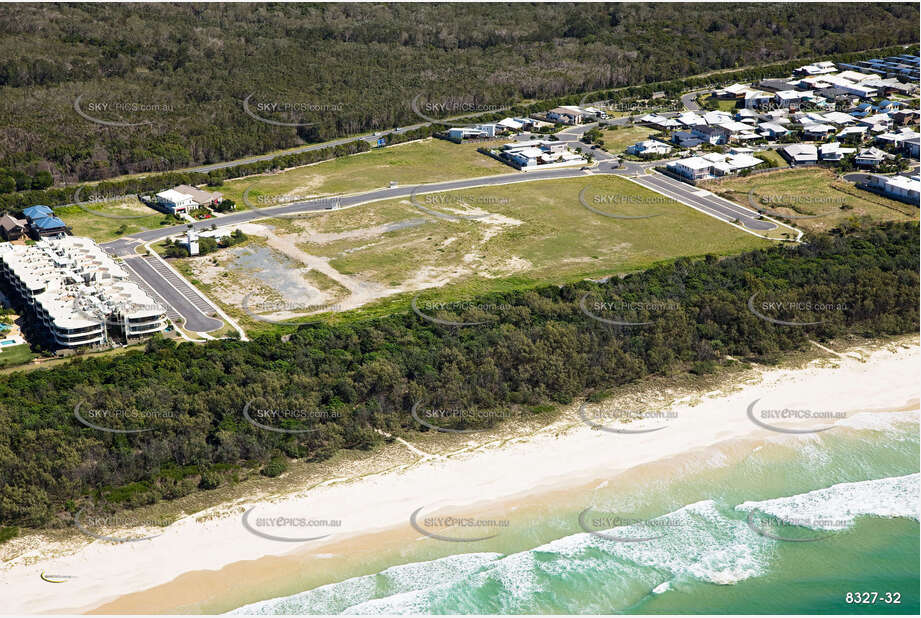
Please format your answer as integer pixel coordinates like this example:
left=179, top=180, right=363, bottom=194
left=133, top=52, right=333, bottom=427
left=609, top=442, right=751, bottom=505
left=228, top=411, right=920, bottom=615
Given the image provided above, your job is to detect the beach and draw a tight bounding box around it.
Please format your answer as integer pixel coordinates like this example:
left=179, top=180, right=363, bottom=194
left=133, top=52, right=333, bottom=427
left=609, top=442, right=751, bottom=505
left=2, top=336, right=918, bottom=614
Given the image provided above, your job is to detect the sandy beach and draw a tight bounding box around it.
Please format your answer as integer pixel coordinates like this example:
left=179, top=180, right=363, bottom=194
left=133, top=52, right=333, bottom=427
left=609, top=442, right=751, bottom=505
left=2, top=337, right=918, bottom=615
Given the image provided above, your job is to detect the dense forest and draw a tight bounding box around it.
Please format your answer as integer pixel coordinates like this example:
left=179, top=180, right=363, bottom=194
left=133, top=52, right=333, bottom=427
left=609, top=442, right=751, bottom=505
left=0, top=220, right=917, bottom=528
left=0, top=3, right=918, bottom=185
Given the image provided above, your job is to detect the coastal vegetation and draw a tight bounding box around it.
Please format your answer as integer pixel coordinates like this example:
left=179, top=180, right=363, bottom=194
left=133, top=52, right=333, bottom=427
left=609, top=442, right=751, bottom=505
left=0, top=3, right=917, bottom=185
left=0, top=220, right=916, bottom=528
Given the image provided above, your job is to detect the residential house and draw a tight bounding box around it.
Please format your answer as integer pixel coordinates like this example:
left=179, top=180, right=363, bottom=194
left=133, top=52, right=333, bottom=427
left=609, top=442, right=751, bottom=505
left=758, top=78, right=800, bottom=92
left=677, top=112, right=707, bottom=127
left=892, top=109, right=921, bottom=126
left=774, top=90, right=806, bottom=110
left=668, top=156, right=714, bottom=180
left=794, top=61, right=837, bottom=76
left=691, top=124, right=730, bottom=145
left=758, top=122, right=789, bottom=139
left=802, top=123, right=836, bottom=140
left=671, top=131, right=703, bottom=148
left=836, top=125, right=869, bottom=142
left=547, top=106, right=584, bottom=125
left=875, top=100, right=904, bottom=114
left=855, top=147, right=887, bottom=168
left=0, top=213, right=27, bottom=241
left=156, top=189, right=196, bottom=215
left=744, top=90, right=774, bottom=109
left=626, top=140, right=672, bottom=156
left=819, top=142, right=856, bottom=161
left=28, top=215, right=69, bottom=239
left=173, top=184, right=223, bottom=208
left=780, top=144, right=818, bottom=165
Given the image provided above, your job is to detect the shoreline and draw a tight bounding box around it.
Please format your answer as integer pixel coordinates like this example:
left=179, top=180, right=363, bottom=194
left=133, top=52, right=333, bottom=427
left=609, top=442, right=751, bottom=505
left=1, top=335, right=918, bottom=614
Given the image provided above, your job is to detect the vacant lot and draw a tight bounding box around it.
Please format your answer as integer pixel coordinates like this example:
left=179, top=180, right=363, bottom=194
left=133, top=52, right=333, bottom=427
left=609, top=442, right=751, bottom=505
left=183, top=174, right=769, bottom=332
left=599, top=125, right=664, bottom=154
left=218, top=138, right=512, bottom=210
left=54, top=197, right=176, bottom=243
left=702, top=168, right=918, bottom=233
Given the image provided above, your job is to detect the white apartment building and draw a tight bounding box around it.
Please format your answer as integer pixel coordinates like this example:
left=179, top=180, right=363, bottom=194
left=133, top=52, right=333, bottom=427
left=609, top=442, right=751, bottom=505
left=0, top=237, right=168, bottom=348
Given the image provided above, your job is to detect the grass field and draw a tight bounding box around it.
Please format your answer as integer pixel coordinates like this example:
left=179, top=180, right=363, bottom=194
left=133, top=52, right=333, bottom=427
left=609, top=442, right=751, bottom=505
left=218, top=138, right=512, bottom=210
left=702, top=168, right=919, bottom=233
left=53, top=197, right=178, bottom=243
left=0, top=343, right=35, bottom=369
left=699, top=94, right=739, bottom=112
left=754, top=149, right=787, bottom=168
left=599, top=125, right=664, bottom=154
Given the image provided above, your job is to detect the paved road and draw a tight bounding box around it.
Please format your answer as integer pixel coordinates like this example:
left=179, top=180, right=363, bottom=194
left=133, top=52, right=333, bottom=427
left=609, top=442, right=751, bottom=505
left=102, top=167, right=599, bottom=253
left=121, top=255, right=224, bottom=332
left=681, top=91, right=703, bottom=111
left=631, top=172, right=778, bottom=231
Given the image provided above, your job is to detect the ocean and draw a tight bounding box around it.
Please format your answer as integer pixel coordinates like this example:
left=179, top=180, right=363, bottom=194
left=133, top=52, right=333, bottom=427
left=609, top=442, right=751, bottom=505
left=228, top=411, right=920, bottom=615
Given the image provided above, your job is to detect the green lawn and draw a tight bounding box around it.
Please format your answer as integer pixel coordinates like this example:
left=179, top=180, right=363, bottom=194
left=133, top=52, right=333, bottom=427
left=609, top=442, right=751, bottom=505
left=755, top=150, right=787, bottom=168
left=0, top=343, right=36, bottom=368
left=699, top=94, right=739, bottom=112
left=599, top=125, right=663, bottom=154
left=54, top=196, right=179, bottom=243
left=704, top=168, right=918, bottom=234
left=219, top=138, right=512, bottom=210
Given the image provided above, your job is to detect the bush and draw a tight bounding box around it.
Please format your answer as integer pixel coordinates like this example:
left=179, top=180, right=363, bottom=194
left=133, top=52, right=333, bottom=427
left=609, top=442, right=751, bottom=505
left=261, top=457, right=288, bottom=478
left=198, top=470, right=222, bottom=490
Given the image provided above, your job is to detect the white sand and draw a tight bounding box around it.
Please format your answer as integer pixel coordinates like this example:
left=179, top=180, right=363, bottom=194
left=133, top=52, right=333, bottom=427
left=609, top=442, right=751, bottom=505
left=1, top=339, right=918, bottom=614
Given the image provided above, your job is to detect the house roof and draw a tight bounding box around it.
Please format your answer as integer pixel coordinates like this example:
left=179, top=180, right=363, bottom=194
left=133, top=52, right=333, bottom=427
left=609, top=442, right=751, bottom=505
left=156, top=189, right=194, bottom=202
left=675, top=156, right=713, bottom=170
left=30, top=215, right=67, bottom=230
left=0, top=213, right=26, bottom=230
left=174, top=184, right=222, bottom=204
left=23, top=205, right=53, bottom=219
left=783, top=144, right=818, bottom=157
